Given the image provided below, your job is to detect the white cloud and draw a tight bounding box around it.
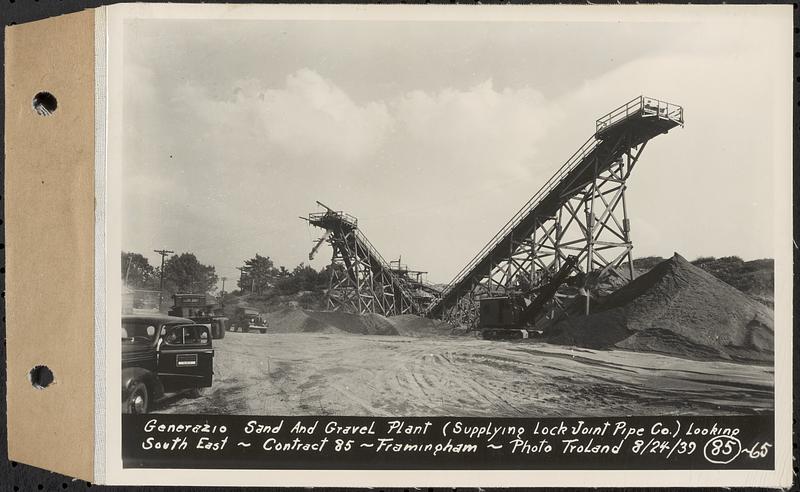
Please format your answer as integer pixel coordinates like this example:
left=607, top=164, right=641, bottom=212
left=124, top=68, right=562, bottom=277
left=388, top=80, right=558, bottom=185
left=258, top=69, right=393, bottom=163
left=225, top=70, right=557, bottom=182
left=160, top=69, right=559, bottom=189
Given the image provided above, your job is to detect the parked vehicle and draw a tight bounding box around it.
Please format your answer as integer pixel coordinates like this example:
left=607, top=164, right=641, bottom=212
left=167, top=294, right=228, bottom=339
left=231, top=307, right=268, bottom=334
left=122, top=314, right=214, bottom=414
left=168, top=293, right=218, bottom=318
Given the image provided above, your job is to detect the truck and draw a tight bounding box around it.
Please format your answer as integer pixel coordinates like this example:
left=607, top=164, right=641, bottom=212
left=168, top=293, right=228, bottom=339
left=231, top=307, right=269, bottom=334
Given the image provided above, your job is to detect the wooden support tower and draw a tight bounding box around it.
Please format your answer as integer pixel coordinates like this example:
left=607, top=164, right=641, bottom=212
left=306, top=202, right=422, bottom=316
left=427, top=96, right=684, bottom=325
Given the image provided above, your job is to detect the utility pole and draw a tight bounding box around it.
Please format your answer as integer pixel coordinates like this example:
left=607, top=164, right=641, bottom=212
left=124, top=255, right=133, bottom=286
left=154, top=249, right=174, bottom=311
left=237, top=266, right=250, bottom=293
left=220, top=277, right=227, bottom=309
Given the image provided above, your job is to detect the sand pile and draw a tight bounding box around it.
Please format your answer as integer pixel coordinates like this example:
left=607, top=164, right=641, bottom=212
left=305, top=311, right=398, bottom=335
left=387, top=314, right=455, bottom=337
left=266, top=308, right=341, bottom=334
left=265, top=308, right=398, bottom=335
left=264, top=309, right=457, bottom=337
left=549, top=253, right=774, bottom=362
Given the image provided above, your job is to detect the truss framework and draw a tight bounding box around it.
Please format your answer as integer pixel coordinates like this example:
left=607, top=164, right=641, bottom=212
left=308, top=209, right=421, bottom=316
left=438, top=131, right=648, bottom=326
left=304, top=97, right=683, bottom=325
left=429, top=96, right=684, bottom=325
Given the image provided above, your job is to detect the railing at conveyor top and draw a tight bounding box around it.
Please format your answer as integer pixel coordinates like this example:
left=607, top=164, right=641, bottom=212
left=308, top=209, right=406, bottom=285
left=596, top=96, right=684, bottom=134
left=308, top=210, right=359, bottom=229
left=430, top=96, right=683, bottom=312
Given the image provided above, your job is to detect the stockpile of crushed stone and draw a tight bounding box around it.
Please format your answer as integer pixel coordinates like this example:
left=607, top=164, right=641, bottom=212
left=387, top=314, right=456, bottom=337
left=548, top=253, right=774, bottom=363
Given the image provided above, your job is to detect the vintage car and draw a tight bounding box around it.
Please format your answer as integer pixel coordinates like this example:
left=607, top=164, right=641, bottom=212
left=231, top=307, right=268, bottom=334
left=122, top=314, right=214, bottom=414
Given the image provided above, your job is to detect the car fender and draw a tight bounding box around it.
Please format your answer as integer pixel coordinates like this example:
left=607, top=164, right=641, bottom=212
left=122, top=366, right=164, bottom=401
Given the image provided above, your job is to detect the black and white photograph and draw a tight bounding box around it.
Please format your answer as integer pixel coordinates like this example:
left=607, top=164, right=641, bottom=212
left=102, top=3, right=792, bottom=487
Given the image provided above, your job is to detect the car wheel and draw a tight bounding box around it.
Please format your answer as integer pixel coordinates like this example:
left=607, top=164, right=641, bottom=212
left=260, top=329, right=266, bottom=334
left=125, top=382, right=149, bottom=414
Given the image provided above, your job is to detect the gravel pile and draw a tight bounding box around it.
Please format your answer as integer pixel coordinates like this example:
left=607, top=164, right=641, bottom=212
left=548, top=253, right=774, bottom=363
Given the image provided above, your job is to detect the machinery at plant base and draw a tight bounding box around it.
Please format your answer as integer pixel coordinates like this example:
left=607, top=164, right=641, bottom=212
left=479, top=256, right=578, bottom=340
left=167, top=293, right=228, bottom=339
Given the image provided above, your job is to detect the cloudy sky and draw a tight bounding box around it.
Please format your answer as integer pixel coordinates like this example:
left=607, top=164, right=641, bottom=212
left=120, top=8, right=788, bottom=286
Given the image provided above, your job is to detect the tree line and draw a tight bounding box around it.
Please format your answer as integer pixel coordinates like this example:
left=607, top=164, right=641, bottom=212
left=122, top=251, right=330, bottom=299
left=236, top=254, right=330, bottom=297
left=122, top=251, right=218, bottom=294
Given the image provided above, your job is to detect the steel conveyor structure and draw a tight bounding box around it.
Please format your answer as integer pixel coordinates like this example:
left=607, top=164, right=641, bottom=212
left=427, top=96, right=684, bottom=324
left=307, top=202, right=423, bottom=316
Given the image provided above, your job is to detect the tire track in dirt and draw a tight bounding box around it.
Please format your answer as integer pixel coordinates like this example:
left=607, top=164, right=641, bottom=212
left=409, top=348, right=527, bottom=416
left=156, top=332, right=773, bottom=416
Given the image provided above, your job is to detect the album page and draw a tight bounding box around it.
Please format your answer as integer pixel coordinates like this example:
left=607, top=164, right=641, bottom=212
left=98, top=3, right=793, bottom=487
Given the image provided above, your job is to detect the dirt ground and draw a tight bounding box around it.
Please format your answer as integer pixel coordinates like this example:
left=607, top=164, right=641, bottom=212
left=155, top=331, right=773, bottom=417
